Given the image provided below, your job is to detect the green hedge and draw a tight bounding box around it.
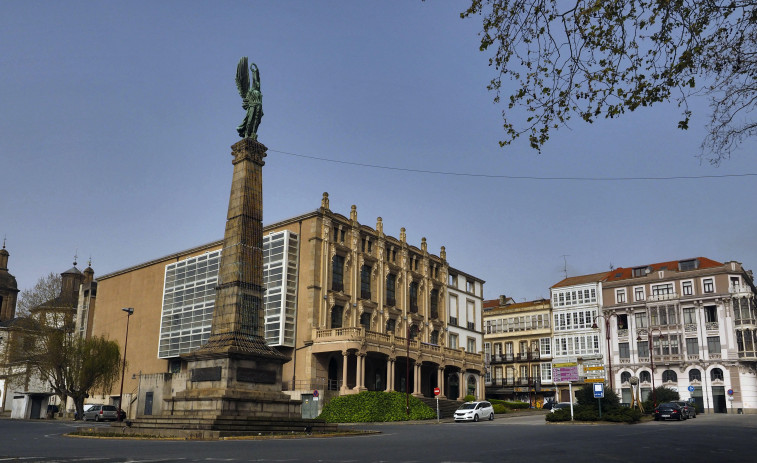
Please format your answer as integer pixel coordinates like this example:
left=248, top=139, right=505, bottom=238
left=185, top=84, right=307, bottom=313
left=492, top=403, right=508, bottom=414
left=503, top=401, right=530, bottom=409
left=317, top=391, right=437, bottom=423
left=544, top=404, right=641, bottom=423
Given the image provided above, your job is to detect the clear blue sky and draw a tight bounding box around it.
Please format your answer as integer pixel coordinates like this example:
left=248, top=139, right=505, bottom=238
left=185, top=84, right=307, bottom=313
left=2, top=1, right=756, bottom=302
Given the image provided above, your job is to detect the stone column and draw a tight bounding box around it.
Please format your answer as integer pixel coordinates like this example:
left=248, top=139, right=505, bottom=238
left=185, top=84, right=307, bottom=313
left=413, top=363, right=422, bottom=396
left=341, top=351, right=350, bottom=393
left=458, top=370, right=465, bottom=400
left=355, top=354, right=366, bottom=391
left=438, top=367, right=446, bottom=399
left=386, top=358, right=395, bottom=391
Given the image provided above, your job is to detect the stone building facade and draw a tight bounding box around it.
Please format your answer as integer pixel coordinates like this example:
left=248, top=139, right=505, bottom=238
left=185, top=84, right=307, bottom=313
left=86, top=194, right=485, bottom=418
left=483, top=297, right=554, bottom=406
left=602, top=258, right=757, bottom=413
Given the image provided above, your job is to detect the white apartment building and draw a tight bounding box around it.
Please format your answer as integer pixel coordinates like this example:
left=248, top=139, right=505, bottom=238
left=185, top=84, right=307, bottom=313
left=550, top=272, right=609, bottom=402
left=602, top=258, right=757, bottom=414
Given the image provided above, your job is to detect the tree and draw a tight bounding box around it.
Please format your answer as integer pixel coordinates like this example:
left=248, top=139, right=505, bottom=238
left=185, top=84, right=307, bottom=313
left=462, top=1, right=757, bottom=164
left=16, top=272, right=60, bottom=317
left=575, top=383, right=621, bottom=410
left=7, top=273, right=121, bottom=419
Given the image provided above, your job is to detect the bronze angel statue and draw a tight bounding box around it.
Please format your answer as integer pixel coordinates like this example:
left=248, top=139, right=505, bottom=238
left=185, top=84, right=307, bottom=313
left=236, top=57, right=263, bottom=139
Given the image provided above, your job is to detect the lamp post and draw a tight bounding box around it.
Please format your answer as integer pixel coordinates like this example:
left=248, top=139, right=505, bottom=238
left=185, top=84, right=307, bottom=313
left=637, top=327, right=661, bottom=407
left=591, top=314, right=617, bottom=391
left=404, top=315, right=410, bottom=416
left=118, top=307, right=134, bottom=422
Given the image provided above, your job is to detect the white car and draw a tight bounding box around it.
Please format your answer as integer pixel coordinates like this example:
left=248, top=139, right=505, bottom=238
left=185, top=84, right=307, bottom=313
left=454, top=401, right=494, bottom=422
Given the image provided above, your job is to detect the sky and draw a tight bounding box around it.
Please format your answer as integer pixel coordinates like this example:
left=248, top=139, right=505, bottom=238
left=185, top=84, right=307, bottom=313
left=2, top=1, right=756, bottom=303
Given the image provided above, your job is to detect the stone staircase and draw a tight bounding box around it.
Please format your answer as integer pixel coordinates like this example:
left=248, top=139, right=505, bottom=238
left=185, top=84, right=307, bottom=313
left=418, top=397, right=462, bottom=419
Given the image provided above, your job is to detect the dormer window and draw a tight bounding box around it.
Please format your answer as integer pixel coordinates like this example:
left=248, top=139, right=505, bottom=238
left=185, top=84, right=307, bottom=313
left=632, top=267, right=648, bottom=277
left=679, top=259, right=698, bottom=271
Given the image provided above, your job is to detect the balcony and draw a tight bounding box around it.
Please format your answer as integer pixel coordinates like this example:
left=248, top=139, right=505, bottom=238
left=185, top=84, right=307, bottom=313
left=490, top=353, right=515, bottom=364
left=706, top=322, right=719, bottom=331
left=738, top=351, right=757, bottom=360
left=487, top=376, right=539, bottom=388
left=648, top=293, right=679, bottom=302
left=617, top=328, right=629, bottom=338
left=467, top=321, right=475, bottom=330
left=729, top=285, right=753, bottom=295
left=312, top=327, right=482, bottom=366
left=684, top=323, right=697, bottom=333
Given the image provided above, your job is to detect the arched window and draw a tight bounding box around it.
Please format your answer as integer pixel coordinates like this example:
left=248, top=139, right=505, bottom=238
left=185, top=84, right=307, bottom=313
left=711, top=368, right=724, bottom=381
left=639, top=371, right=651, bottom=383
left=662, top=370, right=678, bottom=383
left=467, top=375, right=477, bottom=396
left=430, top=330, right=439, bottom=345
left=689, top=369, right=702, bottom=382
left=409, top=324, right=419, bottom=340
left=330, top=305, right=343, bottom=329
left=386, top=318, right=396, bottom=333
left=621, top=372, right=631, bottom=384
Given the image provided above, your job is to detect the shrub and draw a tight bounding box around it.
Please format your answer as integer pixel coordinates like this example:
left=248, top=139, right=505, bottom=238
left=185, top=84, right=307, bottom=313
left=642, top=386, right=680, bottom=412
left=604, top=407, right=642, bottom=423
left=575, top=383, right=621, bottom=411
left=492, top=403, right=507, bottom=414
left=463, top=394, right=476, bottom=402
left=317, top=391, right=436, bottom=423
left=503, top=401, right=530, bottom=409
left=545, top=408, right=571, bottom=422
left=573, top=405, right=599, bottom=421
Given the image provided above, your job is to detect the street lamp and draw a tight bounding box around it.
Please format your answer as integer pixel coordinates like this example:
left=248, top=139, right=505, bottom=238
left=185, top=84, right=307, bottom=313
left=637, top=327, right=661, bottom=407
left=591, top=314, right=617, bottom=391
left=118, top=307, right=134, bottom=422
left=404, top=315, right=410, bottom=416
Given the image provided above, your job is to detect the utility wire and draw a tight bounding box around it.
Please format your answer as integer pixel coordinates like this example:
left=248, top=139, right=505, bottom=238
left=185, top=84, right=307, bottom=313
left=269, top=149, right=757, bottom=181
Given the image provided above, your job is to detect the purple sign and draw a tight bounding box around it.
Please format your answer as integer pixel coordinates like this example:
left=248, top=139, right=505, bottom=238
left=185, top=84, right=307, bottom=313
left=553, top=366, right=579, bottom=383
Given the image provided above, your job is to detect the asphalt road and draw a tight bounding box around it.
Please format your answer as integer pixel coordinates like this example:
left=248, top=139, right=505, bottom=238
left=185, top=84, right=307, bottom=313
left=1, top=412, right=755, bottom=462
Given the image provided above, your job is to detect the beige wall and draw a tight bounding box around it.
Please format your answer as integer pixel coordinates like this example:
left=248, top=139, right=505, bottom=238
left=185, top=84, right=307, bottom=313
left=92, top=243, right=222, bottom=397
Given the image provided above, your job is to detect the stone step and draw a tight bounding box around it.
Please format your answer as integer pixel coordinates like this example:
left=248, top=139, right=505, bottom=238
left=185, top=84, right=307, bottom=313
left=417, top=397, right=462, bottom=418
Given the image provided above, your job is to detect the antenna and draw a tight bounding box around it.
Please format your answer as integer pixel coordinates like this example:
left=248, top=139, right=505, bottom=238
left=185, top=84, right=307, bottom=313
left=561, top=255, right=569, bottom=279
left=609, top=262, right=614, bottom=271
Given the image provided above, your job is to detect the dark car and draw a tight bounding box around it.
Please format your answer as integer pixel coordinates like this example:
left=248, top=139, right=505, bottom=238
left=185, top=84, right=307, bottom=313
left=654, top=402, right=685, bottom=421
left=673, top=400, right=697, bottom=418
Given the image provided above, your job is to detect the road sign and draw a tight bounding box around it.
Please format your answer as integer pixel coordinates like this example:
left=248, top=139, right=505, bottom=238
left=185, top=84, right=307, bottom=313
left=585, top=366, right=605, bottom=370
left=584, top=378, right=605, bottom=383
left=313, top=390, right=319, bottom=398
left=553, top=363, right=579, bottom=383
left=727, top=389, right=734, bottom=396
left=593, top=383, right=604, bottom=399
left=688, top=385, right=695, bottom=392
left=433, top=387, right=440, bottom=396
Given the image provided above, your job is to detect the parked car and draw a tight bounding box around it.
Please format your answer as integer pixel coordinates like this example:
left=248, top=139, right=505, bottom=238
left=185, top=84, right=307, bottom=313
left=673, top=400, right=697, bottom=418
left=454, top=401, right=494, bottom=422
left=653, top=402, right=685, bottom=421
left=550, top=402, right=574, bottom=413
left=82, top=404, right=119, bottom=422
left=542, top=401, right=556, bottom=410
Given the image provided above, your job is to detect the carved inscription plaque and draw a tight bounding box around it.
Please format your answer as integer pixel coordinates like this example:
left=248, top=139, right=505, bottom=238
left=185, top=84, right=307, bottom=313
left=191, top=366, right=222, bottom=382
left=237, top=367, right=276, bottom=384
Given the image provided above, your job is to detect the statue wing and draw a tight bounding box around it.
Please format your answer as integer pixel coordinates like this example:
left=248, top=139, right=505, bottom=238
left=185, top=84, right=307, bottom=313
left=236, top=56, right=250, bottom=98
